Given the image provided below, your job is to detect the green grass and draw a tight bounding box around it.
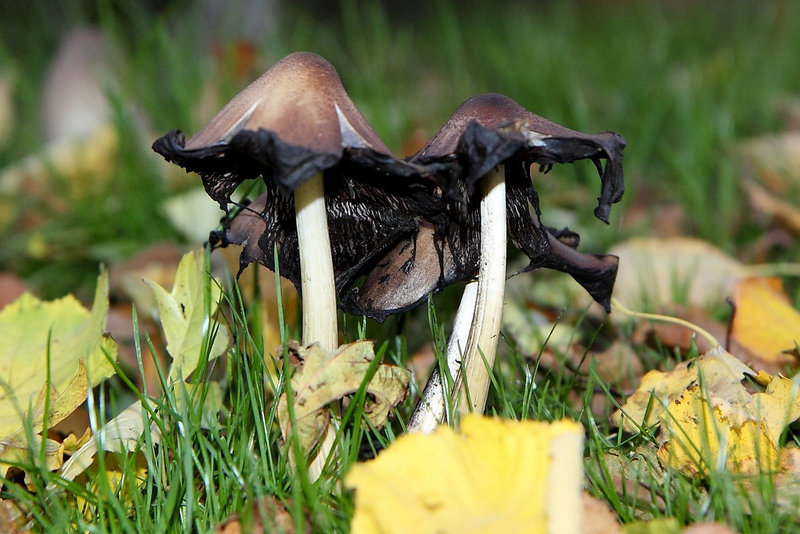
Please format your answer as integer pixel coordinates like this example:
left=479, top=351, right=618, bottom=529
left=2, top=0, right=800, bottom=532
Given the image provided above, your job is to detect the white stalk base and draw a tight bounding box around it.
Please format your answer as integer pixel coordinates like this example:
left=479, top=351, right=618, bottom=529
left=408, top=281, right=478, bottom=433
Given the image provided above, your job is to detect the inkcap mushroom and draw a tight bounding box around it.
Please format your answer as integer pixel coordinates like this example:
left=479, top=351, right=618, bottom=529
left=403, top=93, right=625, bottom=431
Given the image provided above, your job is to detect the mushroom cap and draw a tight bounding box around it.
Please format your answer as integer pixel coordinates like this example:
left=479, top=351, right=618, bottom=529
left=185, top=52, right=390, bottom=154
left=345, top=94, right=626, bottom=320
left=411, top=93, right=625, bottom=223
left=153, top=51, right=406, bottom=205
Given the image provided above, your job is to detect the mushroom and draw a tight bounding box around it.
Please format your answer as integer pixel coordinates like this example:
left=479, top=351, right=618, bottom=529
left=357, top=93, right=625, bottom=431
left=153, top=51, right=431, bottom=349
left=153, top=52, right=439, bottom=477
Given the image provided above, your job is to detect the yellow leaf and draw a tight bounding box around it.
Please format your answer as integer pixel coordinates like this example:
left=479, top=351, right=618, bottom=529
left=0, top=269, right=117, bottom=441
left=345, top=415, right=584, bottom=534
left=731, top=277, right=800, bottom=371
left=611, top=348, right=754, bottom=433
left=277, top=341, right=409, bottom=454
left=614, top=347, right=800, bottom=475
left=60, top=399, right=162, bottom=482
left=656, top=383, right=781, bottom=475
left=145, top=249, right=229, bottom=383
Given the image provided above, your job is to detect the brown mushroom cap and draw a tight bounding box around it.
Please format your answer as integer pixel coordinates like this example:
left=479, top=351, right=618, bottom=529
left=153, top=51, right=403, bottom=205
left=185, top=52, right=390, bottom=154
left=412, top=93, right=625, bottom=223
left=344, top=94, right=625, bottom=319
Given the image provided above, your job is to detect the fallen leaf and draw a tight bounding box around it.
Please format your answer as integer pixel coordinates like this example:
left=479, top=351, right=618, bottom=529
left=163, top=187, right=228, bottom=244
left=59, top=399, right=162, bottom=482
left=0, top=272, right=27, bottom=310
left=611, top=348, right=754, bottom=433
left=656, top=382, right=781, bottom=475
left=615, top=346, right=800, bottom=476
left=730, top=277, right=800, bottom=372
left=592, top=446, right=667, bottom=520
left=277, top=341, right=409, bottom=454
left=0, top=435, right=65, bottom=484
left=740, top=132, right=800, bottom=197
left=0, top=268, right=117, bottom=477
left=145, top=249, right=229, bottom=383
left=608, top=237, right=748, bottom=310
left=345, top=415, right=584, bottom=534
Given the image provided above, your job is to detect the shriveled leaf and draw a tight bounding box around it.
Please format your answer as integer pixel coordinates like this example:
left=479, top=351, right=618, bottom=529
left=0, top=269, right=117, bottom=441
left=345, top=415, right=584, bottom=534
left=730, top=277, right=800, bottom=372
left=145, top=249, right=229, bottom=383
left=60, top=400, right=162, bottom=482
left=592, top=446, right=667, bottom=520
left=608, top=237, right=748, bottom=309
left=611, top=348, right=754, bottom=433
left=0, top=498, right=30, bottom=534
left=277, top=341, right=409, bottom=453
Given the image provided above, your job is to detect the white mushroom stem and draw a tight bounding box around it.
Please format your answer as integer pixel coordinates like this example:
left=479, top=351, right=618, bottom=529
left=408, top=165, right=507, bottom=431
left=294, top=173, right=338, bottom=350
left=408, top=281, right=478, bottom=433
left=455, top=165, right=507, bottom=415
left=293, top=172, right=338, bottom=480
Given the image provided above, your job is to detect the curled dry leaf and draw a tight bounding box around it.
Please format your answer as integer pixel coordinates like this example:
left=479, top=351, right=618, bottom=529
left=0, top=269, right=117, bottom=477
left=277, top=341, right=409, bottom=454
left=345, top=415, right=584, bottom=534
left=730, top=277, right=800, bottom=373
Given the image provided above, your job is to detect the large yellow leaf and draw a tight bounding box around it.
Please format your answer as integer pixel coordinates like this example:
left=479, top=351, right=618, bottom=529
left=613, top=347, right=800, bottom=475
left=277, top=341, right=409, bottom=454
left=145, top=249, right=229, bottom=382
left=0, top=269, right=116, bottom=441
left=611, top=348, right=754, bottom=433
left=345, top=415, right=584, bottom=534
left=730, top=277, right=800, bottom=371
